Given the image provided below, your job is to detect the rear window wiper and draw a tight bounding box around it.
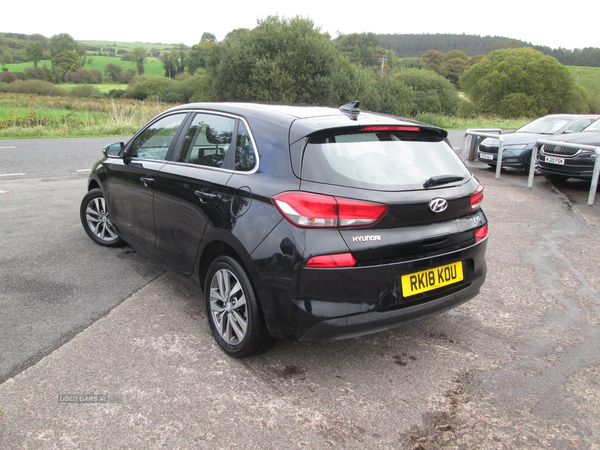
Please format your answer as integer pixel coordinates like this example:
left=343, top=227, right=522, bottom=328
left=423, top=175, right=465, bottom=189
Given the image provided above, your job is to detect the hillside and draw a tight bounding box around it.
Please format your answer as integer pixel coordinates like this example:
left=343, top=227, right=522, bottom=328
left=380, top=33, right=600, bottom=67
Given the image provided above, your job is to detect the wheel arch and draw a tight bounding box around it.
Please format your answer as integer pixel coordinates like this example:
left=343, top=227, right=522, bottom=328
left=197, top=240, right=261, bottom=293
left=87, top=177, right=101, bottom=192
left=198, top=240, right=268, bottom=327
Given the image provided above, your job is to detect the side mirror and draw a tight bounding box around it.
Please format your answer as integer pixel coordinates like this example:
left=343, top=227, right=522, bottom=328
left=103, top=142, right=124, bottom=158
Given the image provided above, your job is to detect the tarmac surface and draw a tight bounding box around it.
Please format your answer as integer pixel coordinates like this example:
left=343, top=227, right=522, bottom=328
left=1, top=135, right=600, bottom=449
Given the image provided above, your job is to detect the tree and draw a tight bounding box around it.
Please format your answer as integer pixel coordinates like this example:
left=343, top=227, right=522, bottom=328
left=50, top=33, right=77, bottom=58
left=26, top=41, right=44, bottom=67
left=439, top=58, right=469, bottom=86
left=207, top=16, right=367, bottom=105
left=132, top=47, right=147, bottom=75
left=224, top=28, right=250, bottom=40
left=445, top=50, right=469, bottom=62
left=52, top=50, right=82, bottom=80
left=394, top=69, right=460, bottom=115
left=201, top=32, right=216, bottom=44
left=460, top=47, right=588, bottom=118
left=161, top=51, right=178, bottom=78
left=104, top=63, right=136, bottom=83
left=175, top=44, right=187, bottom=74
left=468, top=54, right=485, bottom=66
left=50, top=33, right=87, bottom=66
left=335, top=33, right=388, bottom=69
left=422, top=50, right=446, bottom=72
left=187, top=42, right=211, bottom=74
left=104, top=63, right=123, bottom=82
left=1, top=50, right=14, bottom=65
left=362, top=76, right=416, bottom=117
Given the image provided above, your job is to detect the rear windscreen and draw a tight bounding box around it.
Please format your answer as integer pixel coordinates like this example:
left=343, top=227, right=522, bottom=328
left=301, top=130, right=470, bottom=191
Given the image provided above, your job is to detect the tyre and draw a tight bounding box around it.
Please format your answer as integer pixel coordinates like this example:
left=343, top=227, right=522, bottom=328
left=205, top=256, right=274, bottom=358
left=80, top=188, right=124, bottom=247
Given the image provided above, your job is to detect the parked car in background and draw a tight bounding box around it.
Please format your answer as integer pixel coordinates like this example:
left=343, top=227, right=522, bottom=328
left=477, top=114, right=600, bottom=170
left=538, top=118, right=600, bottom=182
left=80, top=102, right=488, bottom=358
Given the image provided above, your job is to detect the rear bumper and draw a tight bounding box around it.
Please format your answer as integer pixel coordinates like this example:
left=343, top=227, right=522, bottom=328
left=538, top=159, right=595, bottom=180
left=298, top=275, right=484, bottom=340
left=290, top=238, right=487, bottom=341
left=477, top=150, right=529, bottom=169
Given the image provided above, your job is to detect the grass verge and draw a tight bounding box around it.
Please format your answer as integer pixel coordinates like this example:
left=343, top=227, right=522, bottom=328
left=0, top=93, right=171, bottom=138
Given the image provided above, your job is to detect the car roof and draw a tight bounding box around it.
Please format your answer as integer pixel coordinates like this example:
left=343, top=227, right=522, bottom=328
left=165, top=102, right=448, bottom=142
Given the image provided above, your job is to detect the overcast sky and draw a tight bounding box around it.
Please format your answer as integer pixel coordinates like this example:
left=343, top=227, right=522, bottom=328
left=5, top=0, right=599, bottom=51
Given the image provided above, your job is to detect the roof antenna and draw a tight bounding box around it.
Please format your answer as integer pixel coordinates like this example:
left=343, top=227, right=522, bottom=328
left=339, top=101, right=360, bottom=120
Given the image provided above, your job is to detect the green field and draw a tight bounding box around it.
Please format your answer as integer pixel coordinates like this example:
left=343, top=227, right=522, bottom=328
left=4, top=56, right=165, bottom=78
left=79, top=40, right=180, bottom=52
left=60, top=83, right=128, bottom=93
left=85, top=56, right=164, bottom=77
left=567, top=66, right=600, bottom=94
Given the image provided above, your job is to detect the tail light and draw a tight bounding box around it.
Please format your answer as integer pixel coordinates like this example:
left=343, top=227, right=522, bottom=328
left=471, top=184, right=484, bottom=210
left=360, top=126, right=420, bottom=132
left=305, top=253, right=356, bottom=268
left=474, top=225, right=488, bottom=242
left=273, top=192, right=388, bottom=229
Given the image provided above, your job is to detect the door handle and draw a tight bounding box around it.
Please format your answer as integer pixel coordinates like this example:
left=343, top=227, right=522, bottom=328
left=195, top=190, right=220, bottom=202
left=140, top=176, right=155, bottom=187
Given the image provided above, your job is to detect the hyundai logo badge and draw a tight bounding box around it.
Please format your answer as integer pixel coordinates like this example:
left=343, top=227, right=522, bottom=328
left=429, top=198, right=448, bottom=213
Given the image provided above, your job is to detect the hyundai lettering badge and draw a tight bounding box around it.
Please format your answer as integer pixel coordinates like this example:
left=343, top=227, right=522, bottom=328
left=429, top=198, right=448, bottom=213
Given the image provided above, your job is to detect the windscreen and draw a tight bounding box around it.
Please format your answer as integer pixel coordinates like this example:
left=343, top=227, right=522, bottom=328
left=517, top=117, right=569, bottom=134
left=583, top=119, right=600, bottom=133
left=301, top=129, right=470, bottom=191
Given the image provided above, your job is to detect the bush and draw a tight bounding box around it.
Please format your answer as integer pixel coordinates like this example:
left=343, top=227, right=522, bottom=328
left=70, top=85, right=103, bottom=98
left=126, top=75, right=174, bottom=100
left=0, top=71, right=18, bottom=83
left=104, top=63, right=136, bottom=84
left=362, top=69, right=460, bottom=118
left=64, top=68, right=103, bottom=84
left=0, top=79, right=67, bottom=96
left=160, top=73, right=211, bottom=103
left=460, top=48, right=587, bottom=118
left=107, top=89, right=127, bottom=99
left=361, top=77, right=416, bottom=117
left=394, top=69, right=460, bottom=115
left=23, top=67, right=54, bottom=82
left=121, top=69, right=137, bottom=84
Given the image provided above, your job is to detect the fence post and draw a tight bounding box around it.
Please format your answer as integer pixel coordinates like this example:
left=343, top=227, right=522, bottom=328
left=464, top=129, right=503, bottom=174
left=588, top=152, right=600, bottom=205
left=495, top=138, right=504, bottom=179
left=527, top=143, right=539, bottom=188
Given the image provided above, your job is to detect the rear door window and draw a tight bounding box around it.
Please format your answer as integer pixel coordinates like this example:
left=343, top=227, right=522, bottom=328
left=301, top=129, right=469, bottom=191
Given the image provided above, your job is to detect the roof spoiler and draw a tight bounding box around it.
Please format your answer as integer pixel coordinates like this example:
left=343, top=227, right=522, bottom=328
left=339, top=101, right=360, bottom=120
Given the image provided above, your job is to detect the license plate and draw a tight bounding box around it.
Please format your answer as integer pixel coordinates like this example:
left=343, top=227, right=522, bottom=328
left=545, top=156, right=565, bottom=165
left=479, top=153, right=494, bottom=160
left=401, top=262, right=464, bottom=297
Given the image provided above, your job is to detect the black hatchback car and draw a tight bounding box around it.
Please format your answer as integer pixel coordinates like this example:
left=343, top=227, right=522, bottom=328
left=80, top=102, right=488, bottom=358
